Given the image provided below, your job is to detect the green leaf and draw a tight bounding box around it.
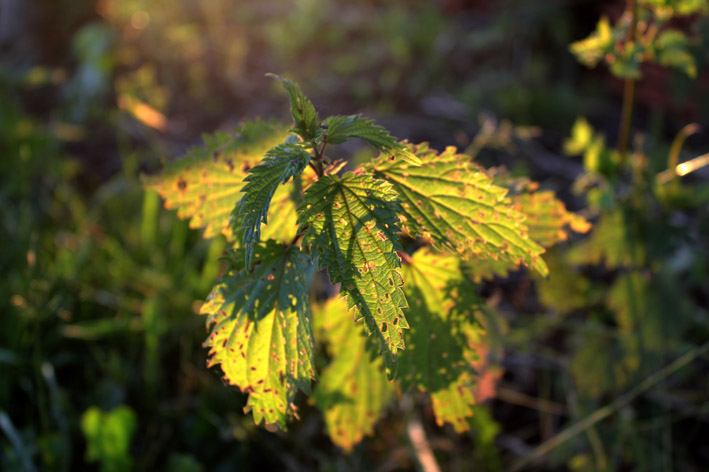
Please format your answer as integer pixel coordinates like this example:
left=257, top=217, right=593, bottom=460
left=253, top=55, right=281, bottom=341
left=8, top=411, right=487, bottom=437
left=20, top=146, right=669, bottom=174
left=398, top=248, right=485, bottom=432
left=81, top=406, right=137, bottom=472
left=641, top=0, right=709, bottom=17
left=201, top=241, right=316, bottom=429
left=536, top=251, right=591, bottom=313
left=267, top=74, right=320, bottom=140
left=143, top=120, right=290, bottom=240
left=369, top=143, right=548, bottom=276
left=567, top=210, right=644, bottom=269
left=655, top=30, right=697, bottom=77
left=297, top=172, right=408, bottom=376
left=313, top=298, right=394, bottom=451
left=323, top=114, right=422, bottom=166
left=235, top=142, right=312, bottom=267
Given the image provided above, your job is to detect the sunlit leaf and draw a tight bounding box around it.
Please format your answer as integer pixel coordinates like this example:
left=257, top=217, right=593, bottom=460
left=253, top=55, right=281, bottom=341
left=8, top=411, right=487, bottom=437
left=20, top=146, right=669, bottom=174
left=511, top=191, right=591, bottom=248
left=398, top=248, right=485, bottom=432
left=297, top=172, right=408, bottom=376
left=369, top=143, right=548, bottom=276
left=201, top=241, right=316, bottom=429
left=323, top=114, right=422, bottom=166
left=313, top=298, right=394, bottom=451
left=143, top=120, right=289, bottom=240
left=235, top=142, right=311, bottom=267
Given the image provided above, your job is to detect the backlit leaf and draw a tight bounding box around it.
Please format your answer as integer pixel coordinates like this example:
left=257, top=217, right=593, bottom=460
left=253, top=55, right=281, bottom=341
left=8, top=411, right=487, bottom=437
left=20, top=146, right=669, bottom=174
left=511, top=191, right=591, bottom=248
left=143, top=120, right=289, bottom=240
left=398, top=248, right=485, bottom=432
left=323, top=114, right=422, bottom=166
left=297, top=172, right=408, bottom=376
left=313, top=298, right=393, bottom=451
left=235, top=142, right=311, bottom=267
left=267, top=74, right=320, bottom=140
left=369, top=143, right=548, bottom=276
left=201, top=241, right=316, bottom=429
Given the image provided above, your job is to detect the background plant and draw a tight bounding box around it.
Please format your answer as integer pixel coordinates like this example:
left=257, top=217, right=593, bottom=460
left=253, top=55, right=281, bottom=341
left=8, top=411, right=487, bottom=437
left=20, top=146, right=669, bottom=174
left=2, top=0, right=709, bottom=470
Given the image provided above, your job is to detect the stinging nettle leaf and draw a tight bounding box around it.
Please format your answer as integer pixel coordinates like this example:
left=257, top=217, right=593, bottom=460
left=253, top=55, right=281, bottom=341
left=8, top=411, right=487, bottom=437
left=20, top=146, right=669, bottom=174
left=296, top=172, right=409, bottom=376
left=398, top=248, right=485, bottom=432
left=465, top=167, right=591, bottom=281
left=143, top=120, right=289, bottom=240
left=369, top=143, right=548, bottom=276
left=267, top=73, right=320, bottom=140
left=323, top=114, right=422, bottom=166
left=313, top=298, right=394, bottom=451
left=510, top=191, right=592, bottom=248
left=201, top=240, right=316, bottom=429
left=236, top=142, right=312, bottom=268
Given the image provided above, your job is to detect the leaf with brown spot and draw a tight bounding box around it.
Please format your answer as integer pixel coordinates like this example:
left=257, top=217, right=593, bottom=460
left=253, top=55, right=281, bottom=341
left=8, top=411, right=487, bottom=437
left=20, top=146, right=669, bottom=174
left=201, top=241, right=316, bottom=429
left=143, top=120, right=301, bottom=241
left=297, top=172, right=408, bottom=378
left=313, top=298, right=394, bottom=451
left=368, top=143, right=549, bottom=276
left=398, top=248, right=486, bottom=432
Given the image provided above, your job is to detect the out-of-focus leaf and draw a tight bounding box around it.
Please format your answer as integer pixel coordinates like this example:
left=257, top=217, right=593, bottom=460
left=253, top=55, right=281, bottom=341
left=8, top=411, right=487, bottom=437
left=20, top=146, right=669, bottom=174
left=536, top=251, right=591, bottom=313
left=81, top=406, right=137, bottom=472
left=655, top=30, right=697, bottom=77
left=567, top=210, right=645, bottom=268
left=398, top=248, right=485, bottom=432
left=313, top=298, right=393, bottom=451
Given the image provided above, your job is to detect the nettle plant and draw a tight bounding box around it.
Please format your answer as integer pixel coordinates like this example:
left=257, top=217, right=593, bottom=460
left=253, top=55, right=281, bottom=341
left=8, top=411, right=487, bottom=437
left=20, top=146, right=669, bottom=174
left=146, top=75, right=589, bottom=449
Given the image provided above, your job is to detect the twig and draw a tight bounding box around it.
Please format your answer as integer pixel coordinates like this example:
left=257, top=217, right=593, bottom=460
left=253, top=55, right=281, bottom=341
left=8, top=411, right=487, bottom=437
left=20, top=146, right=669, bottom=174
left=406, top=414, right=441, bottom=472
left=507, top=341, right=709, bottom=472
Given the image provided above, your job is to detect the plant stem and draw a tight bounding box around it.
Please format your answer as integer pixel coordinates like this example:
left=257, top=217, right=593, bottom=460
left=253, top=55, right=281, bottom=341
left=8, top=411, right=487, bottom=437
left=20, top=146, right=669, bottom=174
left=311, top=137, right=327, bottom=178
left=667, top=123, right=700, bottom=174
left=397, top=250, right=412, bottom=265
left=617, top=0, right=638, bottom=162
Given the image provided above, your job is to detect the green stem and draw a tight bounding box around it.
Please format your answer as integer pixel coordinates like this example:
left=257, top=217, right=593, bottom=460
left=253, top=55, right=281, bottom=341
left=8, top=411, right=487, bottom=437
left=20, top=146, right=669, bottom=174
left=508, top=341, right=709, bottom=472
left=617, top=0, right=638, bottom=163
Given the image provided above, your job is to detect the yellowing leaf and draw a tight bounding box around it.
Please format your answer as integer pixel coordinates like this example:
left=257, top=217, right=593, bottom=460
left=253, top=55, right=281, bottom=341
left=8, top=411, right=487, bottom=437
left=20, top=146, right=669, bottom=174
left=511, top=191, right=591, bottom=248
left=144, top=120, right=290, bottom=240
left=398, top=248, right=485, bottom=432
left=201, top=241, right=316, bottom=429
left=369, top=143, right=548, bottom=277
left=313, top=298, right=394, bottom=451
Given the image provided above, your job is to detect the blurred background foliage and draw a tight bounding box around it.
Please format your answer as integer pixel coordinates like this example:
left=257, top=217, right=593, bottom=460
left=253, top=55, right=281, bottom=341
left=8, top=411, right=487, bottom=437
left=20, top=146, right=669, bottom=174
left=1, top=0, right=708, bottom=470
